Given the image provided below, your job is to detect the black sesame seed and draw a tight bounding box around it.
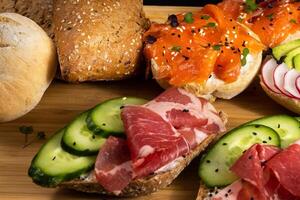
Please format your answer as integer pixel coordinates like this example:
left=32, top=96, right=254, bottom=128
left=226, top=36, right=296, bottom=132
left=277, top=124, right=280, bottom=128
left=262, top=27, right=266, bottom=30
left=255, top=125, right=260, bottom=128
left=146, top=35, right=157, bottom=44
left=228, top=189, right=232, bottom=193
left=168, top=14, right=179, bottom=27
left=263, top=141, right=267, bottom=143
left=183, top=55, right=190, bottom=60
left=52, top=156, right=56, bottom=161
left=120, top=105, right=125, bottom=109
left=250, top=197, right=254, bottom=200
left=183, top=109, right=189, bottom=112
left=225, top=193, right=229, bottom=197
left=215, top=168, right=219, bottom=172
left=209, top=194, right=213, bottom=197
left=248, top=155, right=253, bottom=160
left=223, top=143, right=227, bottom=146
left=92, top=135, right=96, bottom=139
left=269, top=23, right=274, bottom=26
left=206, top=160, right=211, bottom=163
left=73, top=142, right=76, bottom=146
left=268, top=136, right=272, bottom=140
left=252, top=132, right=257, bottom=135
left=209, top=75, right=212, bottom=78
left=171, top=33, right=176, bottom=36
left=102, top=123, right=106, bottom=126
left=186, top=47, right=191, bottom=50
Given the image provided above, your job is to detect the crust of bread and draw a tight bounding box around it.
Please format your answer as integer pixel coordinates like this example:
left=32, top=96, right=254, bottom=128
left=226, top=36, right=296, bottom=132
left=196, top=184, right=209, bottom=200
left=260, top=78, right=300, bottom=114
left=0, top=13, right=57, bottom=122
left=0, top=0, right=54, bottom=37
left=53, top=0, right=150, bottom=82
left=150, top=25, right=262, bottom=101
left=59, top=117, right=228, bottom=198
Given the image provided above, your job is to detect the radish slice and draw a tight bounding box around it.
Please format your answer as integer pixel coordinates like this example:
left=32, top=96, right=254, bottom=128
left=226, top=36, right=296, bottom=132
left=274, top=63, right=294, bottom=97
left=296, top=76, right=300, bottom=94
left=284, top=69, right=300, bottom=99
left=261, top=58, right=281, bottom=93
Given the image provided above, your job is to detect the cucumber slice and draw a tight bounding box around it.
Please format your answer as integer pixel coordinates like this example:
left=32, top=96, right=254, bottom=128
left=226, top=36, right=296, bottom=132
left=247, top=115, right=300, bottom=148
left=199, top=125, right=280, bottom=187
left=295, top=117, right=300, bottom=122
left=62, top=112, right=106, bottom=156
left=28, top=129, right=96, bottom=187
left=87, top=97, right=147, bottom=135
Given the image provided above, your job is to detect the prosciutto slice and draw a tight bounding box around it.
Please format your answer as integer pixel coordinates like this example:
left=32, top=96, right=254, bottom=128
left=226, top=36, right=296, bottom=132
left=123, top=88, right=225, bottom=178
left=95, top=88, right=226, bottom=194
left=209, top=140, right=300, bottom=200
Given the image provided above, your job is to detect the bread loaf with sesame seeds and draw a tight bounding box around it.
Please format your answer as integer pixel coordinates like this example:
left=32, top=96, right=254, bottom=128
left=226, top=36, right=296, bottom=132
left=0, top=0, right=54, bottom=37
left=53, top=0, right=150, bottom=82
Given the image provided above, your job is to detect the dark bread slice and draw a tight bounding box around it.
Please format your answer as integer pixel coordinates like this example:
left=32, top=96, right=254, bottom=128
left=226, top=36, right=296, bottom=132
left=53, top=0, right=150, bottom=82
left=59, top=134, right=218, bottom=197
left=0, top=0, right=54, bottom=37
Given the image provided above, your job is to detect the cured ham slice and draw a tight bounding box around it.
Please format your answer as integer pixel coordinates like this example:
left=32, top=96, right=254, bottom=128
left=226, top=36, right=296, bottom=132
left=94, top=137, right=132, bottom=195
left=95, top=87, right=226, bottom=194
left=122, top=88, right=226, bottom=178
left=266, top=143, right=300, bottom=197
left=209, top=141, right=300, bottom=200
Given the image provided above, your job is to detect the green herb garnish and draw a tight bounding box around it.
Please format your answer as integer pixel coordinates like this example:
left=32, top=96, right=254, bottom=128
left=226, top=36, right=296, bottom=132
left=206, top=22, right=217, bottom=28
left=245, top=0, right=258, bottom=13
left=201, top=15, right=210, bottom=20
left=171, top=46, right=182, bottom=52
left=290, top=19, right=297, bottom=24
left=266, top=13, right=274, bottom=20
left=212, top=45, right=222, bottom=51
left=241, top=48, right=250, bottom=66
left=184, top=12, right=194, bottom=24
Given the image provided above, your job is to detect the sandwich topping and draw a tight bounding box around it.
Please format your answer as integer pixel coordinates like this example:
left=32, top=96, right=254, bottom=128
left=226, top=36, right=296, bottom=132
left=94, top=88, right=225, bottom=194
left=143, top=4, right=264, bottom=87
left=208, top=141, right=300, bottom=200
left=219, top=0, right=300, bottom=47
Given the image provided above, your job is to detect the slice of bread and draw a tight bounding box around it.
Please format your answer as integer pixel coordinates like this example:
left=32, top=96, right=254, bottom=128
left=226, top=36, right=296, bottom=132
left=150, top=25, right=263, bottom=101
left=260, top=78, right=300, bottom=114
left=59, top=112, right=227, bottom=197
left=0, top=0, right=54, bottom=37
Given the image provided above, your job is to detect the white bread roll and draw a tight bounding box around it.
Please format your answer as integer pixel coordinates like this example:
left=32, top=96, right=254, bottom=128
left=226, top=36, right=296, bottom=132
left=0, top=13, right=57, bottom=122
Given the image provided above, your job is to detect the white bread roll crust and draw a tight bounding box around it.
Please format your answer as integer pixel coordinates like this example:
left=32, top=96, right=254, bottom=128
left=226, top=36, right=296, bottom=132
left=260, top=79, right=300, bottom=114
left=0, top=13, right=57, bottom=122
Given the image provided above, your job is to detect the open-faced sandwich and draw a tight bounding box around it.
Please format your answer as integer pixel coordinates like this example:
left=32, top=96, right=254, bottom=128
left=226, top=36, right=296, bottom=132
left=143, top=4, right=265, bottom=101
left=197, top=115, right=300, bottom=200
left=28, top=88, right=226, bottom=197
left=218, top=0, right=300, bottom=113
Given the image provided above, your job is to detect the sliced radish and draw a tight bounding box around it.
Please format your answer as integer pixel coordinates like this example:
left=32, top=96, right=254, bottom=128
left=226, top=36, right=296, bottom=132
left=284, top=69, right=300, bottom=99
left=296, top=76, right=300, bottom=94
left=274, top=63, right=294, bottom=97
left=261, top=58, right=281, bottom=93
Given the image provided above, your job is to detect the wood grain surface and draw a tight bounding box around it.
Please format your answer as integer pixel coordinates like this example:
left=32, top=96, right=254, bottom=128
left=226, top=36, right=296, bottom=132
left=0, top=6, right=291, bottom=200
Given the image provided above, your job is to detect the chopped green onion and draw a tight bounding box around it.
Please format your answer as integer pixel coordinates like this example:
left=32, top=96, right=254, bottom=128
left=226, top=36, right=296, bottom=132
left=241, top=48, right=250, bottom=66
left=206, top=22, right=217, bottom=28
left=201, top=15, right=210, bottom=20
left=212, top=45, right=222, bottom=51
left=171, top=46, right=182, bottom=52
left=290, top=19, right=297, bottom=24
left=266, top=13, right=274, bottom=20
left=245, top=0, right=258, bottom=13
left=184, top=12, right=194, bottom=24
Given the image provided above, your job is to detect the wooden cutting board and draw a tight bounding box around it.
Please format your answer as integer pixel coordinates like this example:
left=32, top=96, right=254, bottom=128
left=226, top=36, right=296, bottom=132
left=0, top=6, right=291, bottom=200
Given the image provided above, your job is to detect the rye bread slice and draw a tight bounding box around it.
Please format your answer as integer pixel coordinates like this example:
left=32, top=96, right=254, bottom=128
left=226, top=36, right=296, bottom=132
left=59, top=134, right=217, bottom=197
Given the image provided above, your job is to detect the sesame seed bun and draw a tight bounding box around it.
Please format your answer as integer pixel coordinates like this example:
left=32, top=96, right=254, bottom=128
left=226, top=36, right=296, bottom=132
left=53, top=0, right=150, bottom=82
